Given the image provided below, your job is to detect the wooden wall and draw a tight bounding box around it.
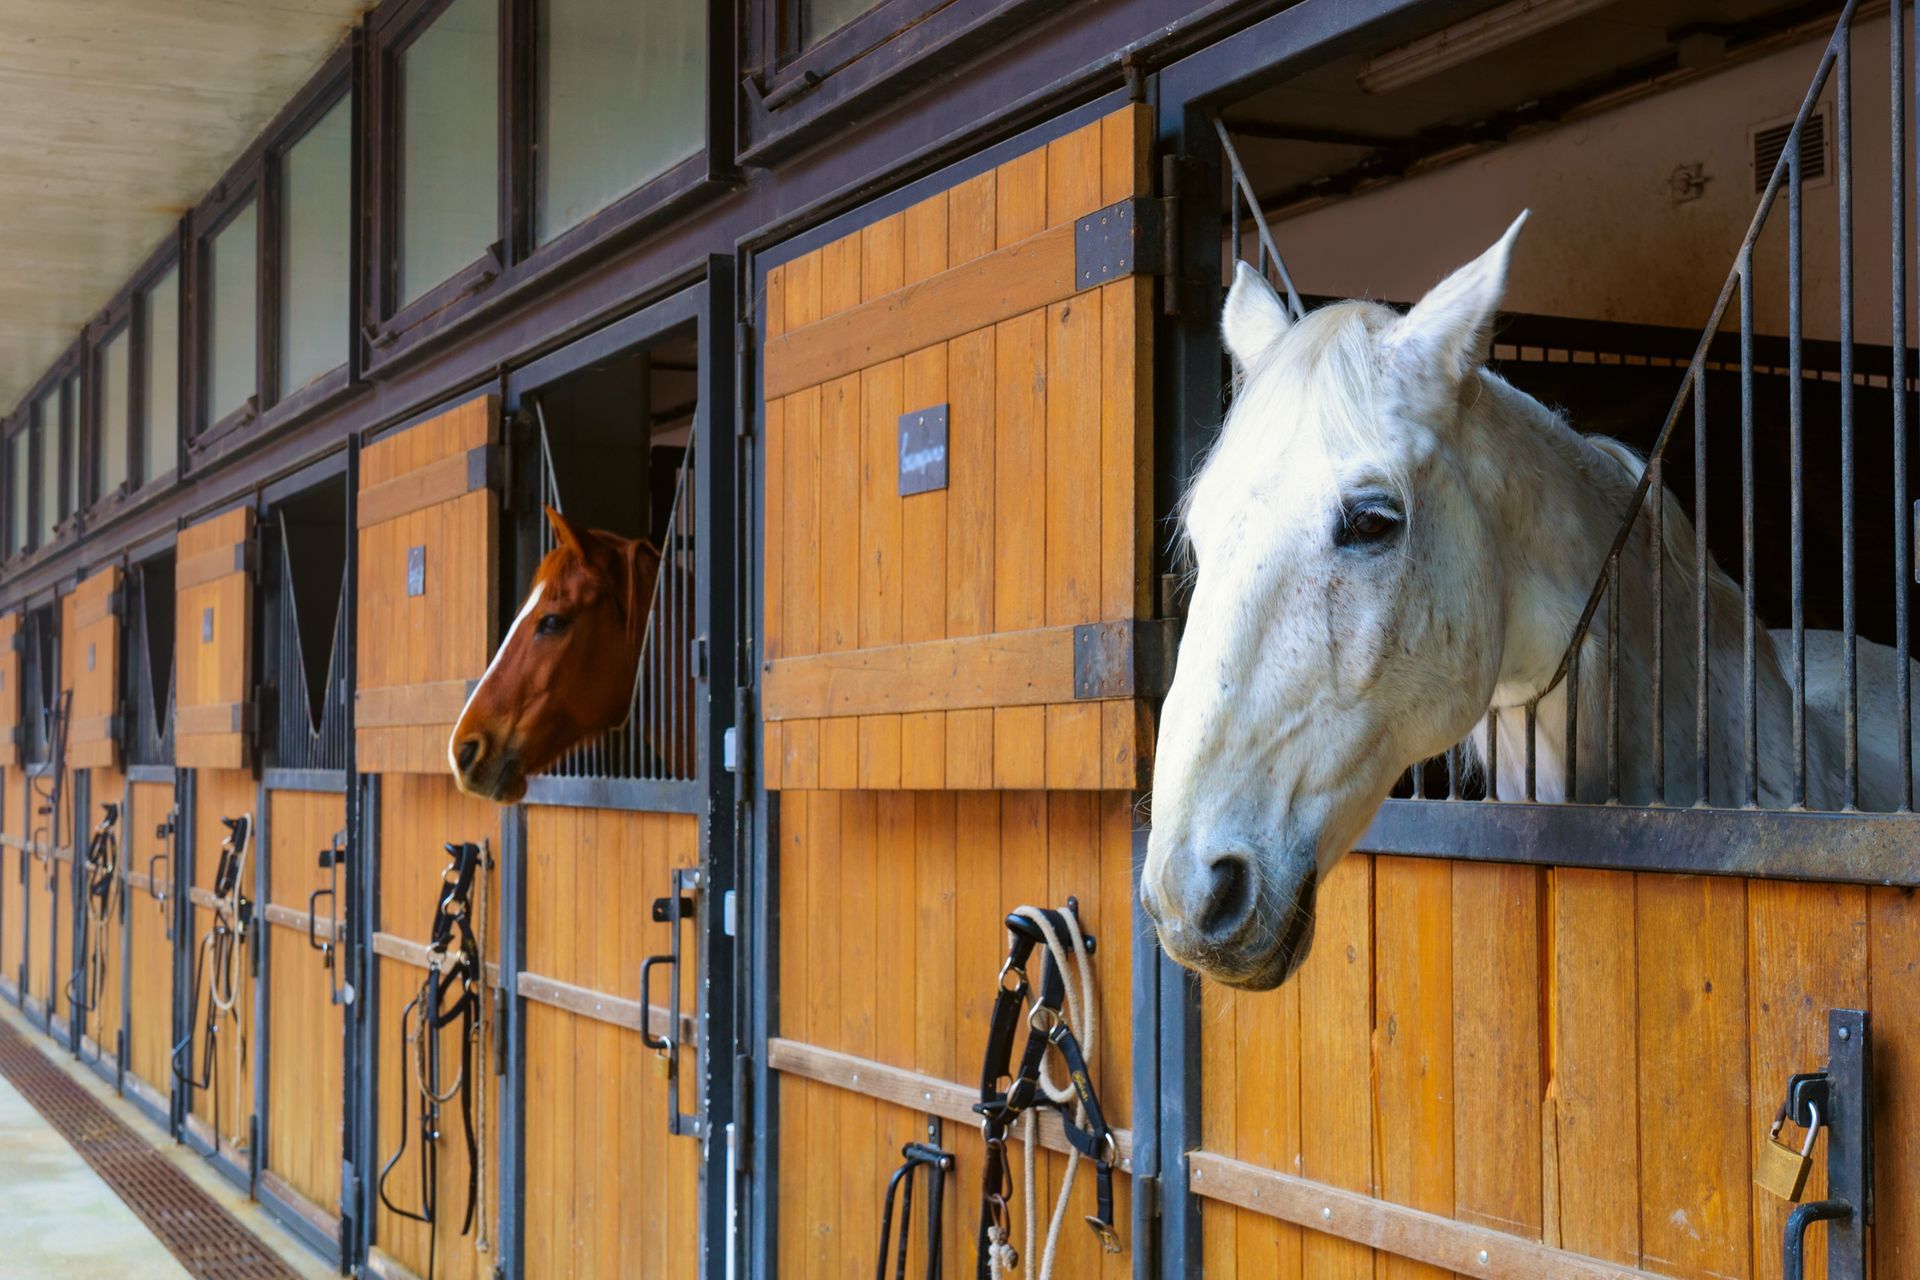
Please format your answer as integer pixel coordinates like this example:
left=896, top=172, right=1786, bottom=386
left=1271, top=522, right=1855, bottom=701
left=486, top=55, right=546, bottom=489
left=520, top=806, right=702, bottom=1278
left=264, top=787, right=348, bottom=1220
left=67, top=566, right=120, bottom=770
left=760, top=105, right=1154, bottom=793
left=774, top=789, right=1136, bottom=1280
left=356, top=395, right=498, bottom=776
left=186, top=766, right=256, bottom=1154
left=1195, top=856, right=1920, bottom=1280
left=124, top=778, right=175, bottom=1100
left=372, top=773, right=501, bottom=1280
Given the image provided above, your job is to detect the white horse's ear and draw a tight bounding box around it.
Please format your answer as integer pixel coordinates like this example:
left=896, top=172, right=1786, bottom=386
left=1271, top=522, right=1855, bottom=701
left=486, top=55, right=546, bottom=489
left=1394, top=211, right=1529, bottom=386
left=1222, top=260, right=1291, bottom=373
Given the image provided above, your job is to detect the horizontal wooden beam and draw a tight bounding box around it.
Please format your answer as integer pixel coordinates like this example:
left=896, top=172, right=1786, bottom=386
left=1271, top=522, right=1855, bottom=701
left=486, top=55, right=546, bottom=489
left=1186, top=1151, right=1666, bottom=1280
left=767, top=1037, right=1134, bottom=1170
left=260, top=901, right=345, bottom=942
left=370, top=930, right=502, bottom=988
left=515, top=970, right=694, bottom=1045
left=763, top=221, right=1079, bottom=399
left=763, top=626, right=1075, bottom=720
left=175, top=700, right=250, bottom=737
left=175, top=540, right=252, bottom=592
left=357, top=679, right=476, bottom=730
left=358, top=445, right=498, bottom=529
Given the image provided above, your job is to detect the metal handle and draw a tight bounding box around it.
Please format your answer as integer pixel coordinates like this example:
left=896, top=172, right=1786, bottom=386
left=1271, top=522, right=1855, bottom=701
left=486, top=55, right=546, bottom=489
left=307, top=886, right=334, bottom=965
left=1783, top=1200, right=1851, bottom=1280
left=639, top=954, right=673, bottom=1052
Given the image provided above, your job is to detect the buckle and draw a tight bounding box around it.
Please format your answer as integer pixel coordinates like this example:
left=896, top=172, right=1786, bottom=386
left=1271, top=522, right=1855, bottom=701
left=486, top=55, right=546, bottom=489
left=1085, top=1216, right=1123, bottom=1254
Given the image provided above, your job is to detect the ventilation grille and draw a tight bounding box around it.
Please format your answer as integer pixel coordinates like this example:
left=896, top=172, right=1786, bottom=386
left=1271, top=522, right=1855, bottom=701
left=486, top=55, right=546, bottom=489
left=1753, top=108, right=1827, bottom=194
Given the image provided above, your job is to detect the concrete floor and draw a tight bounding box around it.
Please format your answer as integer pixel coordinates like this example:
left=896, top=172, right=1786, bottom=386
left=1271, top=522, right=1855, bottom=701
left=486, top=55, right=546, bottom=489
left=0, top=1003, right=334, bottom=1280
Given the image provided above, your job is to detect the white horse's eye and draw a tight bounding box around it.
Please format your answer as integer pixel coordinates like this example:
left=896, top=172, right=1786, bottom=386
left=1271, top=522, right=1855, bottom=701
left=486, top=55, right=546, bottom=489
left=1336, top=499, right=1403, bottom=549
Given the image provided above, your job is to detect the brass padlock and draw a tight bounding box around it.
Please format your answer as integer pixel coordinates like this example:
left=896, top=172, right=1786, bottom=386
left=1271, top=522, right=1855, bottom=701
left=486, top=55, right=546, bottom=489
left=1755, top=1102, right=1820, bottom=1201
left=652, top=1050, right=671, bottom=1081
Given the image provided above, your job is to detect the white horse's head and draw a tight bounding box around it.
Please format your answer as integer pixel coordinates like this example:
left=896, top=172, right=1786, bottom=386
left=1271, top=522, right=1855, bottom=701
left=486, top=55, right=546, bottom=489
left=1143, top=214, right=1530, bottom=989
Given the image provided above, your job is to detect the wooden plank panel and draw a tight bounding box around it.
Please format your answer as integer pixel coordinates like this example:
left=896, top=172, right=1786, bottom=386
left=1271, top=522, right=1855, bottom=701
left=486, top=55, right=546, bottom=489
left=1550, top=869, right=1641, bottom=1264
left=1452, top=862, right=1543, bottom=1241
left=1635, top=874, right=1751, bottom=1280
left=1870, top=885, right=1920, bottom=1279
left=762, top=222, right=1078, bottom=400
left=993, top=308, right=1046, bottom=635
left=1046, top=118, right=1105, bottom=229
left=762, top=624, right=1088, bottom=718
left=1297, top=853, right=1375, bottom=1279
left=1746, top=881, right=1868, bottom=1280
left=1373, top=855, right=1454, bottom=1280
left=818, top=373, right=861, bottom=654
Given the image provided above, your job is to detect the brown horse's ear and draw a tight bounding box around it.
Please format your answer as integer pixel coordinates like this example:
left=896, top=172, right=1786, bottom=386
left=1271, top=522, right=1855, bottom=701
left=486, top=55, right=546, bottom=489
left=545, top=505, right=591, bottom=559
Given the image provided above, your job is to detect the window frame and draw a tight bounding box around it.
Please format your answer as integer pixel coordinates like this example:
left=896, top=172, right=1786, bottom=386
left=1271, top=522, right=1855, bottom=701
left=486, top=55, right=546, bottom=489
left=87, top=301, right=134, bottom=511
left=128, top=239, right=186, bottom=498
left=189, top=168, right=266, bottom=451
left=13, top=346, right=83, bottom=557
left=363, top=0, right=736, bottom=370
left=2, top=413, right=27, bottom=562
left=261, top=42, right=359, bottom=430
left=739, top=0, right=1060, bottom=163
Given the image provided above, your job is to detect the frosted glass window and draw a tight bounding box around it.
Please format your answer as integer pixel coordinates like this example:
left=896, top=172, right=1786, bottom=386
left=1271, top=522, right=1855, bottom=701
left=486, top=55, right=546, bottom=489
left=398, top=0, right=498, bottom=305
left=281, top=98, right=351, bottom=392
left=535, top=0, right=704, bottom=242
left=34, top=393, right=56, bottom=544
left=7, top=433, right=24, bottom=555
left=144, top=267, right=179, bottom=484
left=99, top=329, right=130, bottom=496
left=802, top=0, right=877, bottom=47
left=63, top=374, right=78, bottom=512
left=206, top=201, right=259, bottom=426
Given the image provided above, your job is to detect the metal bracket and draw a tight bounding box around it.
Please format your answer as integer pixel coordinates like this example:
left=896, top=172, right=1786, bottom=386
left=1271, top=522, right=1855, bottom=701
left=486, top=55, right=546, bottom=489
left=406, top=546, right=427, bottom=597
left=1072, top=619, right=1182, bottom=700
left=1074, top=197, right=1172, bottom=287
left=1779, top=1009, right=1871, bottom=1280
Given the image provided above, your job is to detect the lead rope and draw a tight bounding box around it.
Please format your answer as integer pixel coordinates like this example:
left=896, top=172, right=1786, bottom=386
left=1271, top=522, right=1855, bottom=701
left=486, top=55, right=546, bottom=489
left=68, top=803, right=121, bottom=1038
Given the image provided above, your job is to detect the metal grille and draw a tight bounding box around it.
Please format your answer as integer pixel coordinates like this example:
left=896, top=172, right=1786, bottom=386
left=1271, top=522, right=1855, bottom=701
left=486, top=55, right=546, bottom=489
left=124, top=558, right=175, bottom=767
left=1221, top=0, right=1919, bottom=817
left=262, top=509, right=348, bottom=772
left=0, top=1016, right=300, bottom=1279
left=534, top=413, right=700, bottom=788
left=22, top=603, right=56, bottom=766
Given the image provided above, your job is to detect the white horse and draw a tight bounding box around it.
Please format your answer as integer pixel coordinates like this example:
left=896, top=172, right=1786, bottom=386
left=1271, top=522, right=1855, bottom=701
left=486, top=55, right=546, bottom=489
left=1140, top=213, right=1920, bottom=990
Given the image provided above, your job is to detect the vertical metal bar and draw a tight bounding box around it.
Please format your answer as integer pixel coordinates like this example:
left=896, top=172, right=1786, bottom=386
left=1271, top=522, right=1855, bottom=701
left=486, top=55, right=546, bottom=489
left=1741, top=247, right=1760, bottom=807
left=1607, top=554, right=1621, bottom=802
left=1484, top=704, right=1498, bottom=801
left=1695, top=368, right=1712, bottom=805
left=1524, top=702, right=1537, bottom=802
left=498, top=801, right=527, bottom=1279
left=1650, top=456, right=1665, bottom=803
left=1564, top=647, right=1580, bottom=802
left=1839, top=25, right=1859, bottom=808
left=1446, top=745, right=1460, bottom=800
left=1790, top=129, right=1808, bottom=806
left=1897, top=0, right=1914, bottom=810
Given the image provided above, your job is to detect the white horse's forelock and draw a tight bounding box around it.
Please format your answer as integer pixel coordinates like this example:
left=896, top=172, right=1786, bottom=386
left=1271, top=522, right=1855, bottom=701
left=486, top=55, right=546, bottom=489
left=1179, top=300, right=1417, bottom=571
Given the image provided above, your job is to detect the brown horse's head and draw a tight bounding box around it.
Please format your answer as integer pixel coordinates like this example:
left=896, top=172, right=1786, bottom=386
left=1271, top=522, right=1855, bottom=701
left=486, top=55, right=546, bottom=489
left=450, top=506, right=663, bottom=803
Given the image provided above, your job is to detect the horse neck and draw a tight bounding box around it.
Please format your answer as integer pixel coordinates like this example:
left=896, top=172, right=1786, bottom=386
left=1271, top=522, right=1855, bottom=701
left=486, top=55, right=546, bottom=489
left=1470, top=375, right=1786, bottom=806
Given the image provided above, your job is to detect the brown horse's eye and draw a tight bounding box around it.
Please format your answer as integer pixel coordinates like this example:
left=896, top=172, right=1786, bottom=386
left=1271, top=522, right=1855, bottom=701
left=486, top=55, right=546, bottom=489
left=536, top=613, right=570, bottom=637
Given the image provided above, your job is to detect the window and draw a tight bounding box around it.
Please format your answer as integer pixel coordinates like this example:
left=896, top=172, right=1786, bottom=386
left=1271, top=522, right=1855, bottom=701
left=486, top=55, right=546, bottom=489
left=535, top=0, right=705, bottom=242
left=33, top=389, right=57, bottom=545
left=800, top=0, right=878, bottom=47
left=397, top=0, right=499, bottom=306
left=205, top=200, right=259, bottom=428
left=142, top=265, right=180, bottom=484
left=97, top=327, right=130, bottom=497
left=280, top=97, right=352, bottom=394
left=7, top=430, right=25, bottom=556
left=61, top=373, right=78, bottom=519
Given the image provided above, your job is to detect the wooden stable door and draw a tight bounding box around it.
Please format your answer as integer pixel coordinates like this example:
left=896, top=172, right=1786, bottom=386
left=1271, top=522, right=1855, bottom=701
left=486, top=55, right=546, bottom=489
left=67, top=566, right=119, bottom=770
left=1191, top=858, right=1920, bottom=1280
left=260, top=787, right=349, bottom=1245
left=122, top=776, right=177, bottom=1116
left=175, top=508, right=254, bottom=769
left=356, top=393, right=500, bottom=775
left=761, top=103, right=1156, bottom=793
left=761, top=104, right=1154, bottom=1280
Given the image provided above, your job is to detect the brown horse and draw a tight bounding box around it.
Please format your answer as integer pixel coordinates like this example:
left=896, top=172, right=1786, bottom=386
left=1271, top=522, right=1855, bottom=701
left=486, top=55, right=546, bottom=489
left=450, top=506, right=691, bottom=803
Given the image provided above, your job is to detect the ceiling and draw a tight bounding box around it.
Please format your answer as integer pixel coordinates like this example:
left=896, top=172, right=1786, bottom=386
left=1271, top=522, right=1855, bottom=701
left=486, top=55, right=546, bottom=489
left=0, top=0, right=372, bottom=410
left=1225, top=0, right=1837, bottom=214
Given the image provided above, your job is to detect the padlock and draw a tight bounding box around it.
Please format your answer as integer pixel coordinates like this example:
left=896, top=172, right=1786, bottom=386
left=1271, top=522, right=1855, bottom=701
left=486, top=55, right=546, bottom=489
left=652, top=1050, right=671, bottom=1081
left=1754, top=1102, right=1820, bottom=1201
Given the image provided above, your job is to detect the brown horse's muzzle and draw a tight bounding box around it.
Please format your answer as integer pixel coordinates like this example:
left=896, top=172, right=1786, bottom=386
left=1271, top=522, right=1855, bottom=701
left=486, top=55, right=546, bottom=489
left=450, top=725, right=527, bottom=804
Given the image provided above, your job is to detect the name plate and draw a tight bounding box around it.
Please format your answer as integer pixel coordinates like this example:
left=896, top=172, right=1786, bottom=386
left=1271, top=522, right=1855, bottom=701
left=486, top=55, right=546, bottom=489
left=897, top=404, right=949, bottom=497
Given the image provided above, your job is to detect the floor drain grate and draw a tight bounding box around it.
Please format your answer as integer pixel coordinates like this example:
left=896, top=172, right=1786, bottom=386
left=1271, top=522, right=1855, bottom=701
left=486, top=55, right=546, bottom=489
left=0, top=1017, right=301, bottom=1280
